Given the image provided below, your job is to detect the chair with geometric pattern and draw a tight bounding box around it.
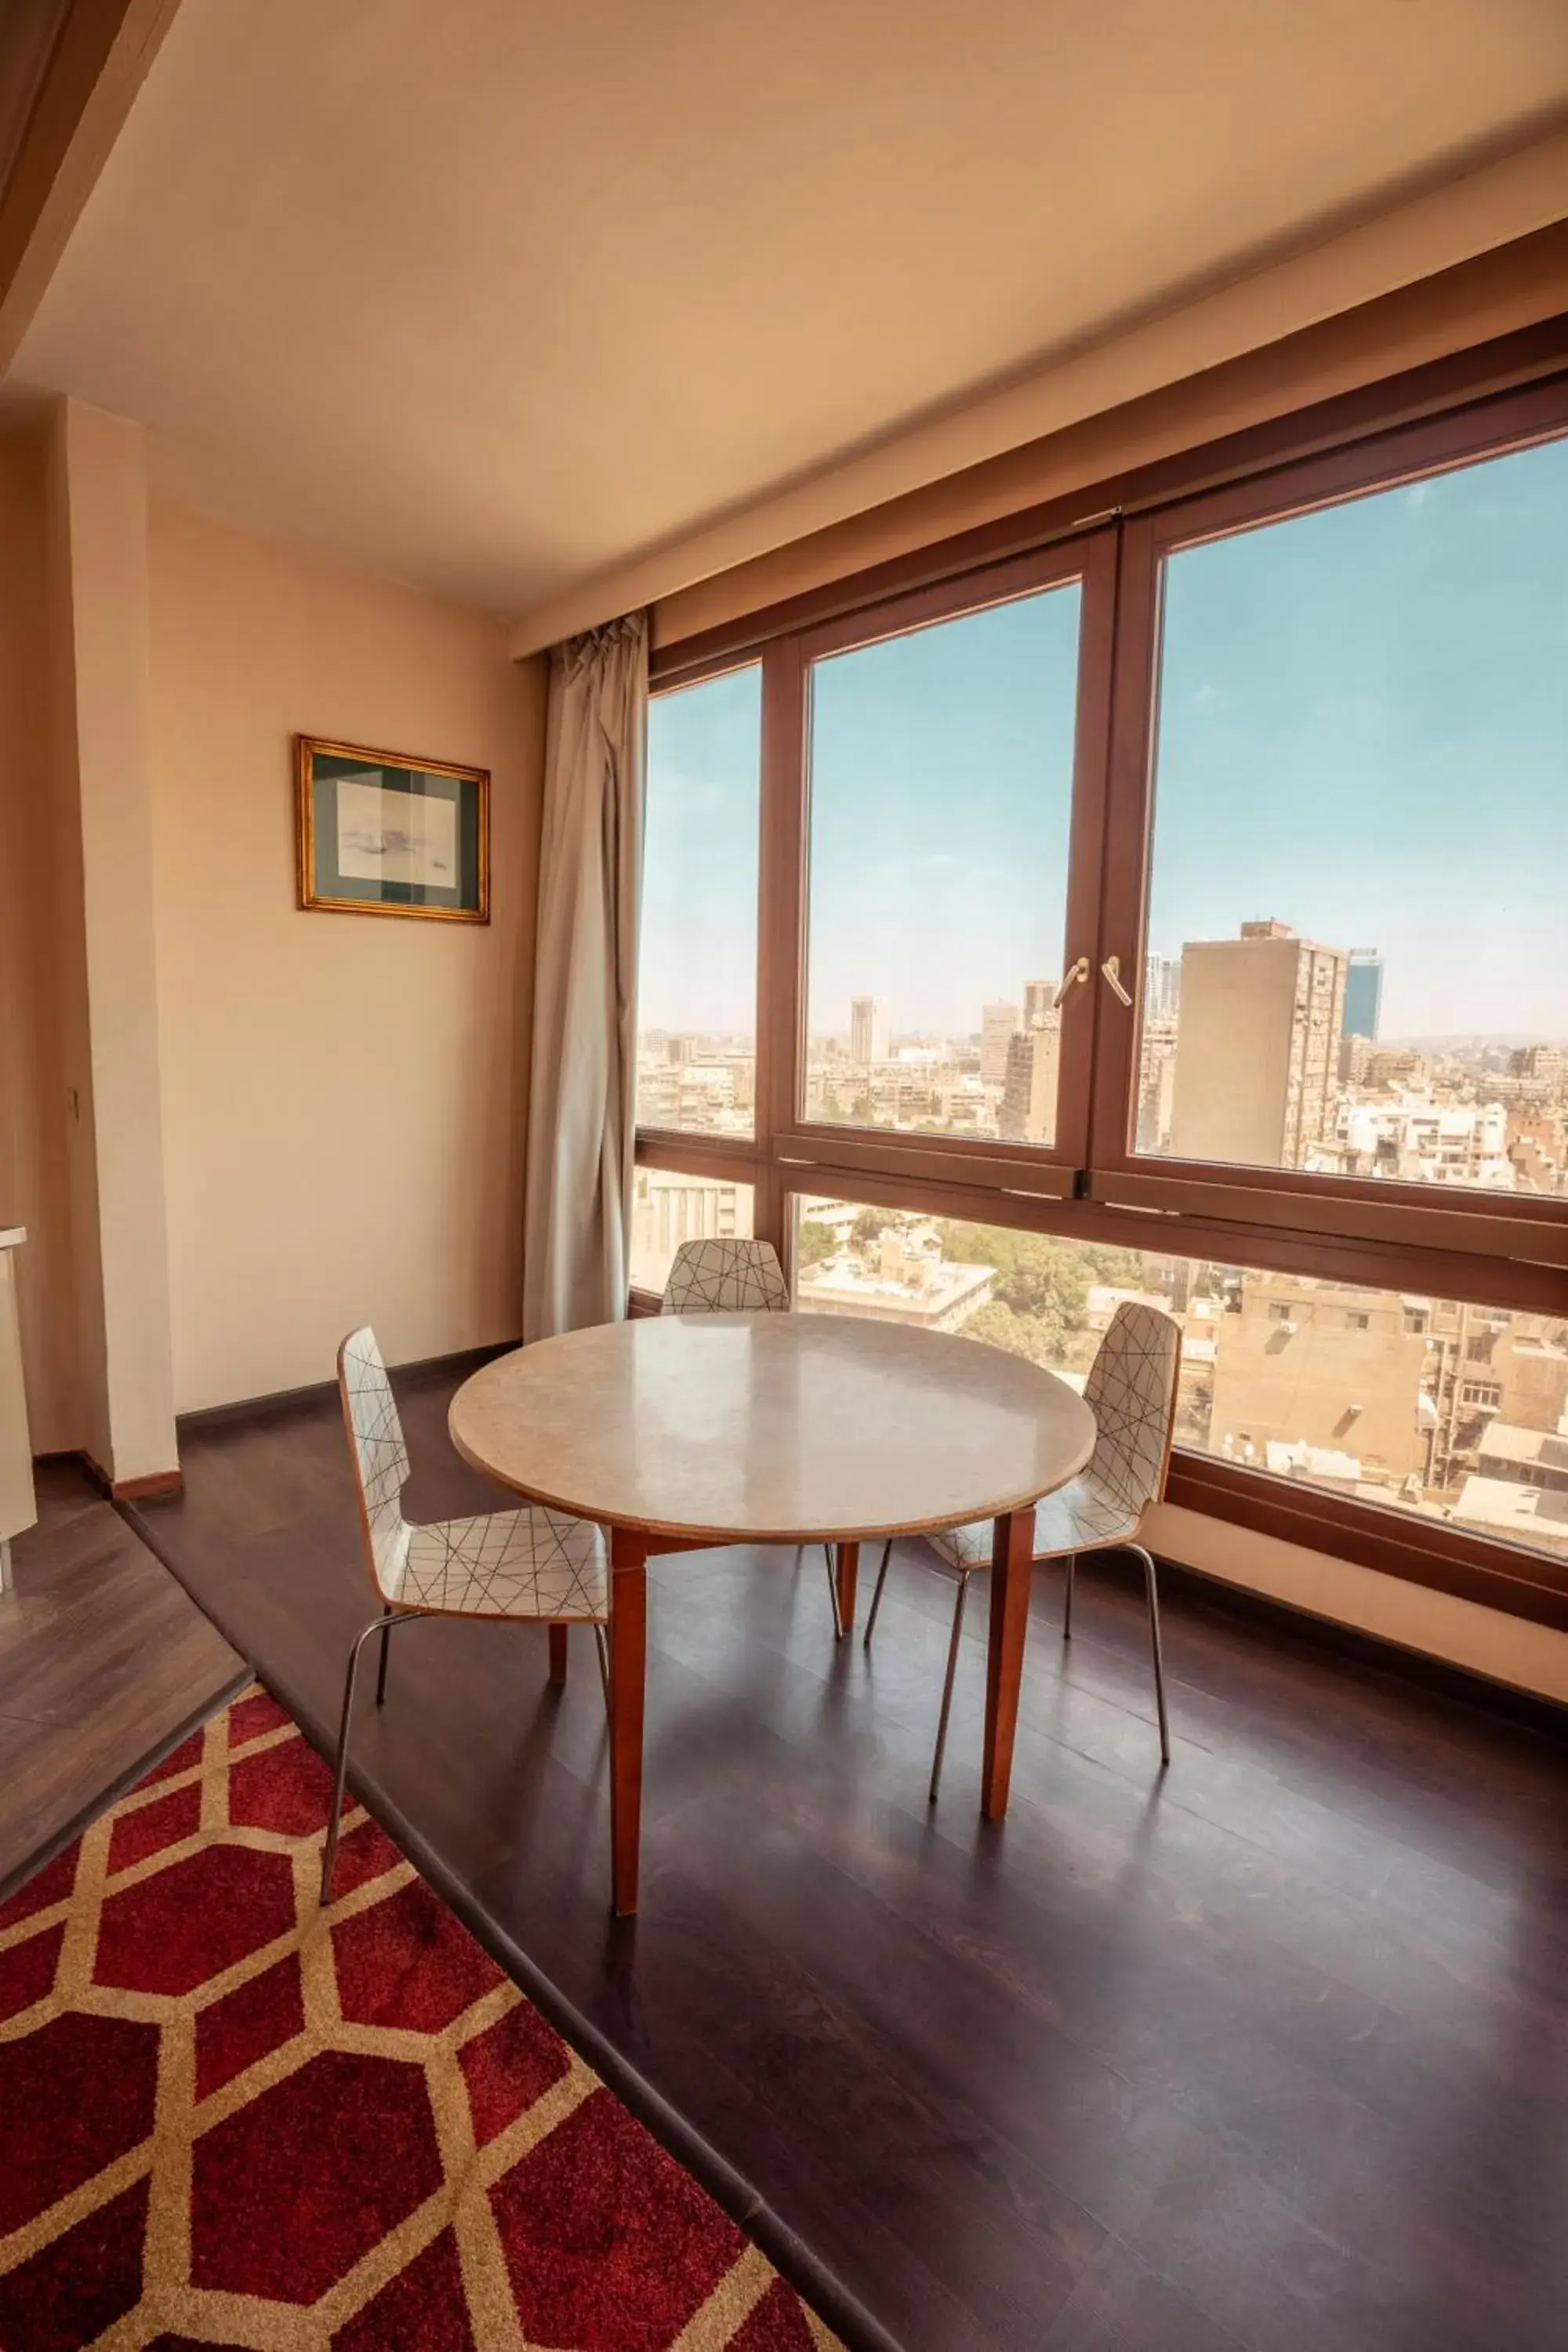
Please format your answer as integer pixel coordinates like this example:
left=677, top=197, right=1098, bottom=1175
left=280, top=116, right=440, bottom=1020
left=658, top=1237, right=849, bottom=1633
left=862, top=1301, right=1180, bottom=1798
left=659, top=1236, right=791, bottom=1315
left=324, top=1326, right=610, bottom=1903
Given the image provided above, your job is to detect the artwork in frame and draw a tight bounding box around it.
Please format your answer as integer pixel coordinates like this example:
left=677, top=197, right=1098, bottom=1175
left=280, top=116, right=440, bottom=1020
left=296, top=736, right=489, bottom=923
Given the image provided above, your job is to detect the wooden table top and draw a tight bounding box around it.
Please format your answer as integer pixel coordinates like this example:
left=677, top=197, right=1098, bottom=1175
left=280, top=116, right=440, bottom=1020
left=448, top=1312, right=1097, bottom=1543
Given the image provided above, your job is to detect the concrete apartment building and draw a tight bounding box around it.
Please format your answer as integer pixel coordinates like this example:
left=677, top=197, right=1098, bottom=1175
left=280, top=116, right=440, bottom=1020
left=629, top=1167, right=748, bottom=1294
left=980, top=1001, right=1022, bottom=1084
left=1171, top=921, right=1348, bottom=1169
left=797, top=1228, right=994, bottom=1333
left=1210, top=1270, right=1429, bottom=1485
left=999, top=1023, right=1059, bottom=1144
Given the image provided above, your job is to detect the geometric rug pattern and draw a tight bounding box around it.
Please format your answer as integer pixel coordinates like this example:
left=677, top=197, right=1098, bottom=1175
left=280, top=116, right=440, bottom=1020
left=0, top=1689, right=840, bottom=2351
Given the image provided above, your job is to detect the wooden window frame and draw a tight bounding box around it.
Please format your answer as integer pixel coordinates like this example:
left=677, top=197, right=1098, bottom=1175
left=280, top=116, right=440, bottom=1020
left=633, top=332, right=1568, bottom=1625
left=1089, top=371, right=1568, bottom=1266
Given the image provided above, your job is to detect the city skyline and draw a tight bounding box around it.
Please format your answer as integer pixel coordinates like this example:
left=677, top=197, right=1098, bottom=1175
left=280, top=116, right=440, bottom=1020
left=640, top=431, right=1568, bottom=1040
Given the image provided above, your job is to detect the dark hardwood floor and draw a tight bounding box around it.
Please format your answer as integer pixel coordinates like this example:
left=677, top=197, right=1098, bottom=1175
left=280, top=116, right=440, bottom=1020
left=0, top=1460, right=245, bottom=1898
left=125, top=1363, right=1568, bottom=2352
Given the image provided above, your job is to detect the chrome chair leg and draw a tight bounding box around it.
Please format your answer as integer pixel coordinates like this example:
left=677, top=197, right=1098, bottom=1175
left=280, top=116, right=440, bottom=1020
left=593, top=1622, right=611, bottom=1712
left=928, top=1570, right=971, bottom=1803
left=1127, top=1543, right=1171, bottom=1764
left=375, top=1604, right=393, bottom=1705
left=321, top=1610, right=419, bottom=1907
left=824, top=1544, right=844, bottom=1639
left=1062, top=1552, right=1076, bottom=1641
left=862, top=1538, right=895, bottom=1647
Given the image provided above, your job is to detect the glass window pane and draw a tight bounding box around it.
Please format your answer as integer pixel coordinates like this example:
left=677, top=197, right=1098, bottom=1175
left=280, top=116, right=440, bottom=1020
left=630, top=1170, right=755, bottom=1298
left=637, top=667, right=760, bottom=1137
left=792, top=1196, right=1568, bottom=1563
left=803, top=584, right=1082, bottom=1144
left=1137, top=434, right=1568, bottom=1193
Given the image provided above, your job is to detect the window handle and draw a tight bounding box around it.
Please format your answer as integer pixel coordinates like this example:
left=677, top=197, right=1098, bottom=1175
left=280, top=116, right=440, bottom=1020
left=1053, top=956, right=1090, bottom=1007
left=1101, top=955, right=1134, bottom=1007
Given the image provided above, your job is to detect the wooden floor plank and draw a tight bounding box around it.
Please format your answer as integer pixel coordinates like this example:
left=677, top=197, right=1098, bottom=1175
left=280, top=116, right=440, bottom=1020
left=0, top=1461, right=245, bottom=1893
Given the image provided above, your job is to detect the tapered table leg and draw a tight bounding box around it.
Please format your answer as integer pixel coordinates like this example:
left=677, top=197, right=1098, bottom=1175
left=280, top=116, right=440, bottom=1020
left=547, top=1624, right=568, bottom=1684
left=835, top=1541, right=860, bottom=1635
left=981, top=1506, right=1034, bottom=1821
left=608, top=1525, right=648, bottom=1916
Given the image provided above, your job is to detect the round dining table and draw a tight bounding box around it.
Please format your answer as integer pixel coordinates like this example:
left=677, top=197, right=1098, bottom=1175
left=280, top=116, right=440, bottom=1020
left=449, top=1311, right=1096, bottom=1915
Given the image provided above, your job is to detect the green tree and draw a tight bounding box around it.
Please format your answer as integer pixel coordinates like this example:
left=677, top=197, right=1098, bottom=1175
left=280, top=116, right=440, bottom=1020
left=796, top=1219, right=838, bottom=1268
left=965, top=1301, right=1062, bottom=1367
left=939, top=1222, right=1091, bottom=1359
left=851, top=1207, right=895, bottom=1247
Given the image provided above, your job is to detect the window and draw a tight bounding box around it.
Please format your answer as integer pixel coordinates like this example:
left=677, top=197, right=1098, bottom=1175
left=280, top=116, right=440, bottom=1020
left=638, top=369, right=1568, bottom=1613
left=636, top=666, right=761, bottom=1137
left=1131, top=434, right=1568, bottom=1194
left=802, top=580, right=1083, bottom=1148
left=630, top=1169, right=755, bottom=1300
left=790, top=1196, right=1568, bottom=1563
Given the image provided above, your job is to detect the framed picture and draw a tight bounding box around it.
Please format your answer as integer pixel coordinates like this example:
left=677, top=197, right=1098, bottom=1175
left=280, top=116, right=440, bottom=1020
left=296, top=736, right=489, bottom=923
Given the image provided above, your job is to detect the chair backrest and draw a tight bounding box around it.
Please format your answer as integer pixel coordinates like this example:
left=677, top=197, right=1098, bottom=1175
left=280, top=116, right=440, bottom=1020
left=1082, top=1301, right=1181, bottom=1520
left=337, top=1326, right=412, bottom=1600
left=660, top=1237, right=790, bottom=1315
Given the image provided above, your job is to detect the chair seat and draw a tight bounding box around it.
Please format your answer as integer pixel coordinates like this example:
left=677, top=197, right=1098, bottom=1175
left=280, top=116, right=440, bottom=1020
left=925, top=1472, right=1140, bottom=1573
left=394, top=1506, right=608, bottom=1621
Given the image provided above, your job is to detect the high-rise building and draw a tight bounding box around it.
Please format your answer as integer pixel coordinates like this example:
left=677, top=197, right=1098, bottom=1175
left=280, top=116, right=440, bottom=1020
left=998, top=1022, right=1059, bottom=1144
left=849, top=996, right=889, bottom=1064
left=980, top=1000, right=1022, bottom=1085
left=1022, top=979, right=1057, bottom=1029
left=1137, top=1017, right=1179, bottom=1152
left=1342, top=949, right=1384, bottom=1040
left=1170, top=921, right=1348, bottom=1170
left=1144, top=956, right=1181, bottom=1022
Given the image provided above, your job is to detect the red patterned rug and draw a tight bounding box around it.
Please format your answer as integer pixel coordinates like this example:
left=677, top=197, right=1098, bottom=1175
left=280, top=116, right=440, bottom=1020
left=0, top=1685, right=840, bottom=2350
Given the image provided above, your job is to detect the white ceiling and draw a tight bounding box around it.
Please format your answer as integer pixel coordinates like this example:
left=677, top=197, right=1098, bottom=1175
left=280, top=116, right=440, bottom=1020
left=10, top=0, right=1568, bottom=623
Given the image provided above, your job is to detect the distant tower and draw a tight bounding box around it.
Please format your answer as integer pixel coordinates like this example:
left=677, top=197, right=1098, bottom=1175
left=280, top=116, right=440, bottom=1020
left=850, top=996, right=889, bottom=1064
left=1022, top=979, right=1056, bottom=1030
left=1144, top=956, right=1181, bottom=1022
left=1342, top=949, right=1384, bottom=1041
left=980, top=1001, right=1022, bottom=1085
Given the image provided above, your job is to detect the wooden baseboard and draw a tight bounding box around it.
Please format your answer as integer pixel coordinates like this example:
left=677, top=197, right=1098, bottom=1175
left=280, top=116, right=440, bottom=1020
left=174, top=1339, right=521, bottom=1437
left=46, top=1450, right=185, bottom=1503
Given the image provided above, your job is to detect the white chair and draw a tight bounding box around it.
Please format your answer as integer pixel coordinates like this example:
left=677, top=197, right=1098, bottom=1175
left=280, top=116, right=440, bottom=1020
left=321, top=1325, right=609, bottom=1903
left=863, top=1301, right=1180, bottom=1798
left=659, top=1236, right=790, bottom=1315
left=659, top=1237, right=848, bottom=1633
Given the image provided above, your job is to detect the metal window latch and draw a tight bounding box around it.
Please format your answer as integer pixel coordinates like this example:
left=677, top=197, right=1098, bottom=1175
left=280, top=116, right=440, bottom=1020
left=1100, top=955, right=1134, bottom=1007
left=1053, top=956, right=1090, bottom=1007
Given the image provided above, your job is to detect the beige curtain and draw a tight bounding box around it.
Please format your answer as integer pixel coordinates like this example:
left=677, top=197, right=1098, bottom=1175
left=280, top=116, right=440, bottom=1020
left=522, top=613, right=648, bottom=1342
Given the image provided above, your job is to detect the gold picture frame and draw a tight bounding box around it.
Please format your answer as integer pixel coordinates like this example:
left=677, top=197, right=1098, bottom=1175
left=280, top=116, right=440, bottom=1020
left=296, top=735, right=490, bottom=923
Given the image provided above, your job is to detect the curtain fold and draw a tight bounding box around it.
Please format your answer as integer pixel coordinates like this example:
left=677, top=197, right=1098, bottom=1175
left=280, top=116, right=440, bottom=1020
left=521, top=612, right=648, bottom=1342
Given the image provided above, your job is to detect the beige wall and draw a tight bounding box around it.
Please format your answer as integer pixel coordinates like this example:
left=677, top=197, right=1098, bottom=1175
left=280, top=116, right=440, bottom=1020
left=1148, top=1498, right=1568, bottom=1707
left=146, top=500, right=546, bottom=1412
left=0, top=418, right=80, bottom=1452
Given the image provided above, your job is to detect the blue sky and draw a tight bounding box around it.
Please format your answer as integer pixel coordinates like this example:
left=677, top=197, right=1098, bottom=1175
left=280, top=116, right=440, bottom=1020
left=640, top=432, right=1568, bottom=1041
